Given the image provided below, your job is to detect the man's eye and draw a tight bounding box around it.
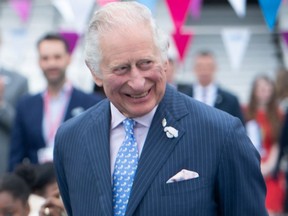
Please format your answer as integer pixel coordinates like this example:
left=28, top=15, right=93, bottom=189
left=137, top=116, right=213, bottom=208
left=138, top=60, right=153, bottom=70
left=41, top=56, right=48, bottom=61
left=114, top=65, right=129, bottom=74
left=142, top=60, right=152, bottom=65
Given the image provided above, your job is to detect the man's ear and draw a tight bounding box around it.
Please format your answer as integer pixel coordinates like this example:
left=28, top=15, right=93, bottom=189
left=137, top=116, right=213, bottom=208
left=86, top=61, right=103, bottom=87
left=92, top=73, right=103, bottom=87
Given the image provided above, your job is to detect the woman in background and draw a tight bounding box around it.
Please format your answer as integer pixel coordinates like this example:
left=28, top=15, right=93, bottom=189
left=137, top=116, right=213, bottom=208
left=276, top=69, right=288, bottom=112
left=245, top=75, right=285, bottom=215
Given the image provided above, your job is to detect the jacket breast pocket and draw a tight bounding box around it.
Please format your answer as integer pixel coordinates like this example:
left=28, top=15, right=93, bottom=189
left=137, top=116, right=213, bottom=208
left=161, top=177, right=213, bottom=196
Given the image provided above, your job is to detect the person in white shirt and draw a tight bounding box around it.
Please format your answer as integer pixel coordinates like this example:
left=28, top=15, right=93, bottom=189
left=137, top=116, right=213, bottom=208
left=178, top=51, right=244, bottom=124
left=8, top=33, right=101, bottom=171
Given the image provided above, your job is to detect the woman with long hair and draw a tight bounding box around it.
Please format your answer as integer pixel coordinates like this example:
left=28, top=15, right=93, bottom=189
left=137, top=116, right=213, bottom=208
left=245, top=74, right=285, bottom=215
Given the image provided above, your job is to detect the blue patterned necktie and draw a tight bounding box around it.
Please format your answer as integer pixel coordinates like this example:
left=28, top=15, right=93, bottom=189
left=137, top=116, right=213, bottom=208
left=112, top=118, right=139, bottom=216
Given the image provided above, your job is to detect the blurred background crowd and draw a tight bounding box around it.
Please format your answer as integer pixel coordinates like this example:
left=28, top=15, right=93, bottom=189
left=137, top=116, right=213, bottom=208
left=0, top=0, right=288, bottom=215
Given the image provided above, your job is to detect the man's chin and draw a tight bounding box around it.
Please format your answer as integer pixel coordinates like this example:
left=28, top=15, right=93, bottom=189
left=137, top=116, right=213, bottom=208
left=122, top=106, right=156, bottom=118
left=48, top=79, right=65, bottom=87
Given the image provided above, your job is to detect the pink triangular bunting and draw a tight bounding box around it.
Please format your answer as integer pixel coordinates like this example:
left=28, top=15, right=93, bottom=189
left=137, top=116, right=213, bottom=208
left=190, top=0, right=203, bottom=19
left=10, top=0, right=32, bottom=22
left=282, top=32, right=288, bottom=47
left=172, top=29, right=193, bottom=62
left=60, top=31, right=80, bottom=54
left=165, top=0, right=192, bottom=28
left=96, top=0, right=119, bottom=7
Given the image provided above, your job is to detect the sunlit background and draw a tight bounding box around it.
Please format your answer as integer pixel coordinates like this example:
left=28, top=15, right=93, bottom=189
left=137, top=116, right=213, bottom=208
left=0, top=0, right=287, bottom=104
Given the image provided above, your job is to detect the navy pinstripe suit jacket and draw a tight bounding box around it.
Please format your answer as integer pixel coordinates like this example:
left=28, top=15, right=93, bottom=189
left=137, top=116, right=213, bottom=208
left=54, top=85, right=268, bottom=216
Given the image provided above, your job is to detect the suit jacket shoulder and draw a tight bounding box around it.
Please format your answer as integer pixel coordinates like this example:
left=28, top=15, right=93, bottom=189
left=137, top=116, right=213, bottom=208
left=70, top=87, right=102, bottom=106
left=16, top=93, right=43, bottom=112
left=177, top=83, right=193, bottom=97
left=57, top=98, right=109, bottom=137
left=216, top=87, right=239, bottom=103
left=215, top=87, right=244, bottom=124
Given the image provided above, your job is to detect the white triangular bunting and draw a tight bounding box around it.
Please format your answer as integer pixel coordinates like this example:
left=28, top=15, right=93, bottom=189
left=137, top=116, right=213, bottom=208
left=228, top=0, right=246, bottom=18
left=221, top=28, right=250, bottom=70
left=52, top=0, right=75, bottom=22
left=68, top=0, right=95, bottom=33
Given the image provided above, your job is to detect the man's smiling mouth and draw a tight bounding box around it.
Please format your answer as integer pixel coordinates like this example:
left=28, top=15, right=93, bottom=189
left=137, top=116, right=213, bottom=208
left=127, top=90, right=150, bottom=99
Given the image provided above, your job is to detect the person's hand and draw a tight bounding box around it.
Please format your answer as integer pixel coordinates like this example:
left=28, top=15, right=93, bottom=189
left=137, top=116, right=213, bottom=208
left=39, top=196, right=66, bottom=216
left=39, top=189, right=66, bottom=216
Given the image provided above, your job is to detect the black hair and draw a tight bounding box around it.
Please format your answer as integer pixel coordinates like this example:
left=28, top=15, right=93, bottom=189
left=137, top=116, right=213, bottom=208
left=37, top=33, right=69, bottom=53
left=15, top=162, right=56, bottom=196
left=0, top=173, right=30, bottom=204
left=32, top=162, right=56, bottom=192
left=196, top=50, right=215, bottom=58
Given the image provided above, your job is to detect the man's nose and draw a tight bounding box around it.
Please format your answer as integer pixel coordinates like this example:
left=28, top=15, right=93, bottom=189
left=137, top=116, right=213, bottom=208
left=46, top=57, right=58, bottom=67
left=128, top=66, right=145, bottom=89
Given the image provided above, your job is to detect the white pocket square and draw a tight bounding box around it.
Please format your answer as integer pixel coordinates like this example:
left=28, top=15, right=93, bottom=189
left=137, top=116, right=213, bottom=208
left=166, top=169, right=199, bottom=183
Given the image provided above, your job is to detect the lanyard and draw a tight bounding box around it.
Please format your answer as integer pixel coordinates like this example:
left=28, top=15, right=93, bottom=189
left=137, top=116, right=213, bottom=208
left=43, top=85, right=72, bottom=146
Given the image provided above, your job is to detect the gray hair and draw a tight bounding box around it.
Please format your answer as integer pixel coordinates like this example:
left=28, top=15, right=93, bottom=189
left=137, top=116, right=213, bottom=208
left=85, top=1, right=169, bottom=76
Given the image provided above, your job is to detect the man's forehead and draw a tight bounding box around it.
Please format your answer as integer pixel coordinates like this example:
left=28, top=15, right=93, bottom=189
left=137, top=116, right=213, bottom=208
left=38, top=41, right=67, bottom=54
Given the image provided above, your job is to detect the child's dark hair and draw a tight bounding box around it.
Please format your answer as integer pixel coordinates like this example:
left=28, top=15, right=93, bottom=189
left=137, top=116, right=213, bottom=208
left=15, top=162, right=56, bottom=196
left=0, top=173, right=30, bottom=204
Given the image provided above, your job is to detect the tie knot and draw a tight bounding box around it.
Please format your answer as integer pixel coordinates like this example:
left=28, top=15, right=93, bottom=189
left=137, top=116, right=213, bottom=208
left=123, top=118, right=135, bottom=134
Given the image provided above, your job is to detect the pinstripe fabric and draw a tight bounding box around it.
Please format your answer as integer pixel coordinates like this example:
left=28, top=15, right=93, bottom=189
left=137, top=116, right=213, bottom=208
left=54, top=85, right=268, bottom=216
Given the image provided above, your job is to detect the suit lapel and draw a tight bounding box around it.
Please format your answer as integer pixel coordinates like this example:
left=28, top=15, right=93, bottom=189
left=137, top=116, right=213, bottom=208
left=126, top=86, right=188, bottom=215
left=34, top=94, right=46, bottom=147
left=191, top=85, right=194, bottom=97
left=214, top=88, right=223, bottom=109
left=64, top=88, right=76, bottom=120
left=85, top=100, right=113, bottom=216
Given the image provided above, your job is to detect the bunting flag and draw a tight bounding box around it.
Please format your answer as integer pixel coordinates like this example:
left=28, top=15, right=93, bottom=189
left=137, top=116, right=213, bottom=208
left=69, top=0, right=95, bottom=33
left=190, top=0, right=203, bottom=19
left=60, top=31, right=80, bottom=54
left=221, top=28, right=250, bottom=70
left=165, top=0, right=192, bottom=28
left=9, top=0, right=32, bottom=23
left=172, top=28, right=193, bottom=62
left=281, top=31, right=288, bottom=47
left=1, top=28, right=28, bottom=67
left=96, top=0, right=119, bottom=7
left=137, top=0, right=158, bottom=15
left=258, top=0, right=281, bottom=30
left=228, top=0, right=246, bottom=18
left=52, top=0, right=75, bottom=23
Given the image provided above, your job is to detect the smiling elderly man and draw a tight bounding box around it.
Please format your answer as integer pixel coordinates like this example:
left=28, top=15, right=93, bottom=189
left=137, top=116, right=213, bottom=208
left=54, top=2, right=268, bottom=216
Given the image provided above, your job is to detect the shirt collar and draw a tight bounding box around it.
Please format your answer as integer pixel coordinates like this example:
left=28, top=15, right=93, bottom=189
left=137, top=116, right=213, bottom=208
left=195, top=82, right=217, bottom=92
left=110, top=102, right=157, bottom=129
left=42, top=81, right=72, bottom=98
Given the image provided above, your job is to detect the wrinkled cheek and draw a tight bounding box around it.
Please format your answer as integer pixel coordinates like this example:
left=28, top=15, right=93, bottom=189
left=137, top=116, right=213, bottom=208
left=103, top=77, right=124, bottom=96
left=152, top=66, right=166, bottom=81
